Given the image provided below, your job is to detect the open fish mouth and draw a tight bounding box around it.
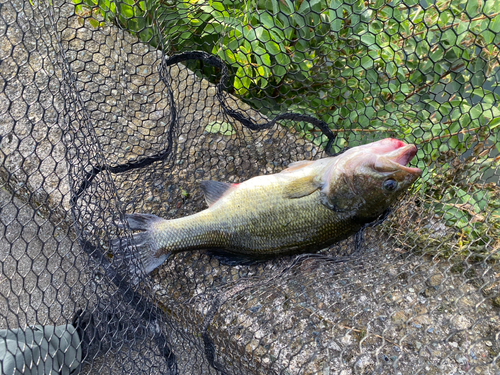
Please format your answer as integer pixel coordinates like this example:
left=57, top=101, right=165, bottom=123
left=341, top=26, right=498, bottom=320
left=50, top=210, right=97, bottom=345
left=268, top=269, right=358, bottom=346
left=383, top=142, right=422, bottom=176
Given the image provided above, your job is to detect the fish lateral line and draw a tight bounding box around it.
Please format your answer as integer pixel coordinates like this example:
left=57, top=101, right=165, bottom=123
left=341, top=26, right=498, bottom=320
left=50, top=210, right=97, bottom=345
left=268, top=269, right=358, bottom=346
left=110, top=138, right=422, bottom=284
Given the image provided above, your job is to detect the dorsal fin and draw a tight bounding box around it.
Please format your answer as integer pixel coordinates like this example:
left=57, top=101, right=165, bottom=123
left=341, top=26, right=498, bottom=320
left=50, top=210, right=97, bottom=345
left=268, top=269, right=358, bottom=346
left=200, top=180, right=236, bottom=206
left=281, top=160, right=315, bottom=173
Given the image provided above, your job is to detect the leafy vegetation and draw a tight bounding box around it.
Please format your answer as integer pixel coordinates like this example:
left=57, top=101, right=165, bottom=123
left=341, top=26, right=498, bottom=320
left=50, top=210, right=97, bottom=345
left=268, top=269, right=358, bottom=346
left=391, top=150, right=500, bottom=262
left=74, top=0, right=500, bottom=143
left=74, top=0, right=500, bottom=257
left=205, top=121, right=236, bottom=136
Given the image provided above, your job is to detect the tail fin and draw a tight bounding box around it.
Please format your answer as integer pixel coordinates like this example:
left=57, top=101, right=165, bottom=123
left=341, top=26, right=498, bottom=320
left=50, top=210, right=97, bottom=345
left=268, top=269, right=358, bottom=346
left=111, top=213, right=170, bottom=284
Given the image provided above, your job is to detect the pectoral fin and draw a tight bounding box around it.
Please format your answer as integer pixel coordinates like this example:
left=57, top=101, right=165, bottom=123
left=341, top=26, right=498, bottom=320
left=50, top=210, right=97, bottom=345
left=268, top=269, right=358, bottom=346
left=285, top=175, right=321, bottom=199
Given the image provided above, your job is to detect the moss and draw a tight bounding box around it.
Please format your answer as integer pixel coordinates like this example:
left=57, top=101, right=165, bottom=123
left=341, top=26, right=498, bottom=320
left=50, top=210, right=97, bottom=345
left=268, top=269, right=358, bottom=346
left=356, top=327, right=367, bottom=342
left=491, top=296, right=500, bottom=308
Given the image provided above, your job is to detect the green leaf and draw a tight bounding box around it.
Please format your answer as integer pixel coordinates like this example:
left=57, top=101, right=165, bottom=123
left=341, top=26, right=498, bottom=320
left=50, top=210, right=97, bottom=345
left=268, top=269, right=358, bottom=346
left=236, top=50, right=250, bottom=64
left=255, top=26, right=270, bottom=42
left=271, top=0, right=279, bottom=14
left=276, top=52, right=291, bottom=66
left=274, top=64, right=287, bottom=77
left=284, top=0, right=294, bottom=12
left=243, top=27, right=257, bottom=42
left=220, top=49, right=236, bottom=64
left=328, top=0, right=343, bottom=31
left=482, top=30, right=495, bottom=44
left=329, top=0, right=342, bottom=10
left=265, top=40, right=281, bottom=55
left=360, top=32, right=375, bottom=46
left=386, top=62, right=396, bottom=77
left=119, top=3, right=134, bottom=18
left=366, top=69, right=378, bottom=83
left=449, top=135, right=459, bottom=149
left=330, top=17, right=342, bottom=32
left=465, top=0, right=480, bottom=18
left=205, top=121, right=236, bottom=136
left=489, top=117, right=500, bottom=130
left=469, top=103, right=483, bottom=120
left=472, top=88, right=500, bottom=104
left=269, top=28, right=285, bottom=44
left=234, top=67, right=250, bottom=95
left=260, top=12, right=277, bottom=29
left=261, top=53, right=271, bottom=66
left=490, top=15, right=500, bottom=33
left=89, top=17, right=100, bottom=28
left=211, top=0, right=226, bottom=12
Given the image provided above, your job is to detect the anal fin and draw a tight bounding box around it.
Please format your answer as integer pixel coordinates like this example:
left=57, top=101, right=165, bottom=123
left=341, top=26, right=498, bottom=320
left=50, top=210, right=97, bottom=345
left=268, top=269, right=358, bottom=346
left=205, top=249, right=268, bottom=266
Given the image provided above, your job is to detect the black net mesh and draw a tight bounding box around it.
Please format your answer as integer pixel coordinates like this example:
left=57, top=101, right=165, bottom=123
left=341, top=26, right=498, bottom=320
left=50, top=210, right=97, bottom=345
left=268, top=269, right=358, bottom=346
left=1, top=0, right=499, bottom=373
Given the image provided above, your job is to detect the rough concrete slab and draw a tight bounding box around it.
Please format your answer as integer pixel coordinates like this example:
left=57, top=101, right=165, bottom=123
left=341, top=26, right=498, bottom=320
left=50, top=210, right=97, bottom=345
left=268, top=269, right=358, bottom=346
left=0, top=0, right=499, bottom=373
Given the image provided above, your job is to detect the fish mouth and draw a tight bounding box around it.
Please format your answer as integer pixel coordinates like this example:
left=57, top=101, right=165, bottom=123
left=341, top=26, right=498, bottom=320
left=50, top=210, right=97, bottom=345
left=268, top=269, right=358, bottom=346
left=383, top=143, right=422, bottom=176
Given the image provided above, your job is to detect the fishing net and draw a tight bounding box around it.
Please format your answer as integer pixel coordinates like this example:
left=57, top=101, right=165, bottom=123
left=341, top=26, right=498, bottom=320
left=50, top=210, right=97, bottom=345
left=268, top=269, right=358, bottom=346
left=0, top=0, right=499, bottom=373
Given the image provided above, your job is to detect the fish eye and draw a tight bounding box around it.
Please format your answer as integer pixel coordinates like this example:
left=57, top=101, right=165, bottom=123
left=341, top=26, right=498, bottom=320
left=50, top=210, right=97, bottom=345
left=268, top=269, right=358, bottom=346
left=383, top=179, right=398, bottom=191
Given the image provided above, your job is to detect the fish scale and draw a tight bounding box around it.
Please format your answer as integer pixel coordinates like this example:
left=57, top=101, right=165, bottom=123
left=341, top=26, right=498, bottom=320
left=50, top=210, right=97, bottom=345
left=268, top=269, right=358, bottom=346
left=113, top=138, right=422, bottom=281
left=151, top=177, right=355, bottom=256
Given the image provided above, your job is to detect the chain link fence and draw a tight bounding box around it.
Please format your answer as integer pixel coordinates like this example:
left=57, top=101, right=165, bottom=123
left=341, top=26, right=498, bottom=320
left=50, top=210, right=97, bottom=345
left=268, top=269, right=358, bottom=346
left=1, top=0, right=499, bottom=373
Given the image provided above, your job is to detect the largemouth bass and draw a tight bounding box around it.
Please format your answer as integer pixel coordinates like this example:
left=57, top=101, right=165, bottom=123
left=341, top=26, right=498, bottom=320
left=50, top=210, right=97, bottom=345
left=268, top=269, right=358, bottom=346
left=114, top=138, right=422, bottom=278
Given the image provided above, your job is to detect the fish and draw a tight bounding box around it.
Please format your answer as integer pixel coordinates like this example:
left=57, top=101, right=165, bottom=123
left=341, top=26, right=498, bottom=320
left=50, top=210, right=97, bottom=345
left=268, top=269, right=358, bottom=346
left=113, top=138, right=422, bottom=280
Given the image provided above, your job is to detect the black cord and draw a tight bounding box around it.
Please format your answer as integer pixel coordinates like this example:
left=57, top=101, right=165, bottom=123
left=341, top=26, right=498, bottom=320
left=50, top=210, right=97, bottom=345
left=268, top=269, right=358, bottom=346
left=72, top=51, right=337, bottom=205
